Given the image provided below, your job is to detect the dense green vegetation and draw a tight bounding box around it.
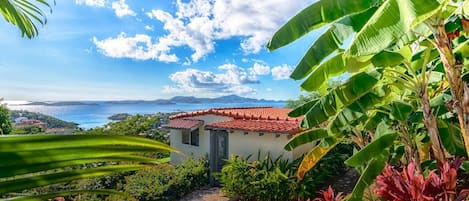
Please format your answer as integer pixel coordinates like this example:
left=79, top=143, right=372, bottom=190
left=10, top=110, right=78, bottom=129
left=11, top=125, right=45, bottom=134
left=25, top=158, right=208, bottom=201
left=124, top=158, right=209, bottom=201
left=0, top=104, right=12, bottom=134
left=285, top=92, right=319, bottom=109
left=218, top=146, right=352, bottom=201
left=269, top=0, right=469, bottom=200
left=81, top=114, right=169, bottom=144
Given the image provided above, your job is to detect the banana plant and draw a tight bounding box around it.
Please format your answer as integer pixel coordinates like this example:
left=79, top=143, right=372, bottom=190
left=0, top=134, right=175, bottom=199
left=268, top=1, right=469, bottom=199
left=269, top=0, right=469, bottom=159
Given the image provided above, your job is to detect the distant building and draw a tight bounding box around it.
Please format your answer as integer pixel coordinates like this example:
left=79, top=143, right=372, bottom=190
left=15, top=119, right=47, bottom=130
left=14, top=117, right=28, bottom=124
left=46, top=128, right=74, bottom=135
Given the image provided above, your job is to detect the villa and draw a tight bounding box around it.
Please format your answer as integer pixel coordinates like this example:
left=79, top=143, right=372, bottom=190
left=163, top=107, right=312, bottom=176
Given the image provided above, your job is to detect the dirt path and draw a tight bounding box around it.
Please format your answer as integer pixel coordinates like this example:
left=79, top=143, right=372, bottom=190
left=179, top=187, right=230, bottom=201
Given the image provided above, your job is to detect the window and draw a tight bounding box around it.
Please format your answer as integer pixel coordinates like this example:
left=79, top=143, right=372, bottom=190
left=191, top=128, right=199, bottom=146
left=182, top=128, right=199, bottom=146
left=182, top=130, right=190, bottom=144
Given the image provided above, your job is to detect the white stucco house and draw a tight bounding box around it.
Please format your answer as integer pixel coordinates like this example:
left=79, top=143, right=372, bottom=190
left=163, top=107, right=312, bottom=177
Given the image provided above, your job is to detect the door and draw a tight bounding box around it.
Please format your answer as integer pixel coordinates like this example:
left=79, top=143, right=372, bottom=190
left=210, top=130, right=228, bottom=186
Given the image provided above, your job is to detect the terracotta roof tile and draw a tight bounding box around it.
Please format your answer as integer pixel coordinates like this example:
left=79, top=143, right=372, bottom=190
left=162, top=119, right=203, bottom=129
left=170, top=107, right=301, bottom=122
left=205, top=120, right=301, bottom=135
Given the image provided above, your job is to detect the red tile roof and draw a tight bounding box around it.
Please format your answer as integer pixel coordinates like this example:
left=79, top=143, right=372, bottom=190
left=170, top=107, right=301, bottom=121
left=162, top=119, right=203, bottom=129
left=205, top=120, right=301, bottom=135
left=169, top=107, right=303, bottom=135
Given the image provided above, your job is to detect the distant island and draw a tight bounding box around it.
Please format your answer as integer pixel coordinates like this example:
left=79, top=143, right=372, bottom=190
left=12, top=95, right=284, bottom=106
left=107, top=95, right=283, bottom=105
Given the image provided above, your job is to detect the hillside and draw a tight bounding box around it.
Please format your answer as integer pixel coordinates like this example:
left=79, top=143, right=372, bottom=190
left=10, top=110, right=78, bottom=129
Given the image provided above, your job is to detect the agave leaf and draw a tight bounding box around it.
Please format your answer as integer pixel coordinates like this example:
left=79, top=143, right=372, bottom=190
left=0, top=134, right=174, bottom=152
left=0, top=135, right=174, bottom=194
left=284, top=128, right=328, bottom=151
left=7, top=189, right=135, bottom=201
left=0, top=155, right=162, bottom=179
left=0, top=165, right=145, bottom=194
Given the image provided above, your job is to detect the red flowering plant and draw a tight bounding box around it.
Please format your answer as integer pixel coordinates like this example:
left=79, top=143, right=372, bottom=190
left=312, top=186, right=344, bottom=201
left=375, top=158, right=469, bottom=201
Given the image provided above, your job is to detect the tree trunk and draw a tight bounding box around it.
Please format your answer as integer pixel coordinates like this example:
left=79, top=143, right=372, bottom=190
left=434, top=21, right=469, bottom=159
left=420, top=85, right=446, bottom=164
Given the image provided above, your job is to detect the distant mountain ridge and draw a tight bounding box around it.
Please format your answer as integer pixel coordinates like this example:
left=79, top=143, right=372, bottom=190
left=109, top=95, right=282, bottom=104
left=14, top=95, right=283, bottom=106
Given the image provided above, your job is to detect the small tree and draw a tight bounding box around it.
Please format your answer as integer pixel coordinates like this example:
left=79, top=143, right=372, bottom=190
left=0, top=104, right=12, bottom=135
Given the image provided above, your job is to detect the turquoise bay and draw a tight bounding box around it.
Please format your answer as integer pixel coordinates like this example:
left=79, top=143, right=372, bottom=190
left=7, top=101, right=285, bottom=129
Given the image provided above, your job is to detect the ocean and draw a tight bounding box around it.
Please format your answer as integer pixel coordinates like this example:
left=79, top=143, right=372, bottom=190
left=6, top=101, right=286, bottom=129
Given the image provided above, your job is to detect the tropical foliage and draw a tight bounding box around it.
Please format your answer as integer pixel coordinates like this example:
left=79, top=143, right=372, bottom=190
left=268, top=0, right=469, bottom=199
left=375, top=158, right=469, bottom=201
left=0, top=134, right=174, bottom=199
left=0, top=0, right=54, bottom=38
left=218, top=147, right=352, bottom=201
left=124, top=158, right=209, bottom=201
left=0, top=1, right=180, bottom=200
left=0, top=103, right=12, bottom=134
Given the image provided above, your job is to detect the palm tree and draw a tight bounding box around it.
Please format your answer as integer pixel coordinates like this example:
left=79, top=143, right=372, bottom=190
left=0, top=0, right=53, bottom=38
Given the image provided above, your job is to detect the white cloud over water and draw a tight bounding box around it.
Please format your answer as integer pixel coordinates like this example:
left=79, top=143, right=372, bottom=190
left=163, top=62, right=293, bottom=96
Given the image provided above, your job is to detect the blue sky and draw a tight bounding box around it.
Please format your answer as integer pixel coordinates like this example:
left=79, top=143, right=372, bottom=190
left=0, top=0, right=317, bottom=101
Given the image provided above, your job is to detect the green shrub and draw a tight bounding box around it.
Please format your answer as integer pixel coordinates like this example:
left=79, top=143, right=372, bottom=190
left=124, top=158, right=209, bottom=201
left=218, top=144, right=352, bottom=201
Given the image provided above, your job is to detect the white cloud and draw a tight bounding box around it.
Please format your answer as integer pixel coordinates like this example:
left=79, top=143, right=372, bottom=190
left=92, top=32, right=178, bottom=62
left=94, top=0, right=313, bottom=62
left=144, top=25, right=154, bottom=31
left=266, top=88, right=273, bottom=92
left=163, top=64, right=259, bottom=96
left=250, top=63, right=270, bottom=75
left=111, top=0, right=136, bottom=17
left=271, top=65, right=293, bottom=80
left=75, top=0, right=106, bottom=7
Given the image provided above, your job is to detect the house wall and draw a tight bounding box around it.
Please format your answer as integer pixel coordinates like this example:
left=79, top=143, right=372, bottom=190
left=228, top=131, right=294, bottom=162
left=170, top=114, right=312, bottom=165
left=170, top=114, right=232, bottom=164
